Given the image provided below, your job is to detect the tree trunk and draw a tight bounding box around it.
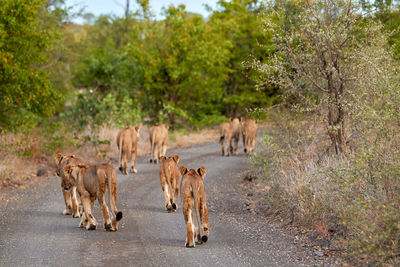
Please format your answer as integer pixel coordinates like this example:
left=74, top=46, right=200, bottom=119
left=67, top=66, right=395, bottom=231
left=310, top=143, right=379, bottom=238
left=168, top=113, right=175, bottom=129
left=327, top=90, right=345, bottom=154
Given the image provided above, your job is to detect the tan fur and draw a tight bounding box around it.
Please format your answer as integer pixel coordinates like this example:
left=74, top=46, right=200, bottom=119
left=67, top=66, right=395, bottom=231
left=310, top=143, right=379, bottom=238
left=179, top=165, right=210, bottom=248
left=220, top=118, right=241, bottom=156
left=55, top=153, right=82, bottom=218
left=241, top=119, right=257, bottom=155
left=116, top=125, right=141, bottom=174
left=64, top=163, right=122, bottom=231
left=149, top=124, right=169, bottom=164
left=159, top=155, right=180, bottom=212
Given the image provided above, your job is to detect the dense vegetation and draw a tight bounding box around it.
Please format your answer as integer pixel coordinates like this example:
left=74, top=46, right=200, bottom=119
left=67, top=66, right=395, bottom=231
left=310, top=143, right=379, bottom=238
left=0, top=0, right=399, bottom=264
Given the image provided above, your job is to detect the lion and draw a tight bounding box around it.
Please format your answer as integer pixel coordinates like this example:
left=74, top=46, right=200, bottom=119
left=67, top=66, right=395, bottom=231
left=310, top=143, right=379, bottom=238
left=64, top=163, right=123, bottom=231
left=116, top=124, right=141, bottom=175
left=159, top=155, right=180, bottom=212
left=241, top=119, right=257, bottom=155
left=55, top=153, right=82, bottom=218
left=219, top=118, right=241, bottom=156
left=149, top=123, right=169, bottom=164
left=179, top=165, right=210, bottom=248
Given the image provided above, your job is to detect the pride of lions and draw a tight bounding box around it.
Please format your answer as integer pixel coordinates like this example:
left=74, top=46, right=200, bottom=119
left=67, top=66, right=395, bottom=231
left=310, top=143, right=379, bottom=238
left=55, top=118, right=256, bottom=248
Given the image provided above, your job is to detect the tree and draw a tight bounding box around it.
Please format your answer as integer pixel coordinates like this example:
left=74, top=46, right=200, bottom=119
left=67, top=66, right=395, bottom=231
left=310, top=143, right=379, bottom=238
left=361, top=0, right=400, bottom=58
left=128, top=5, right=230, bottom=126
left=209, top=0, right=276, bottom=117
left=0, top=0, right=61, bottom=131
left=254, top=0, right=393, bottom=154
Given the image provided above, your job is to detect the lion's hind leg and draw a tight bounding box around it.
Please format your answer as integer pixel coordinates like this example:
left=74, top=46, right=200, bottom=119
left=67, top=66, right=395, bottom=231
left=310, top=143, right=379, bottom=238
left=233, top=135, right=239, bottom=155
left=122, top=154, right=128, bottom=175
left=172, top=180, right=179, bottom=211
left=81, top=194, right=97, bottom=230
left=98, top=184, right=112, bottom=231
left=79, top=212, right=88, bottom=228
left=130, top=147, right=138, bottom=173
left=195, top=226, right=203, bottom=245
left=227, top=136, right=233, bottom=156
left=108, top=172, right=122, bottom=231
left=185, top=210, right=195, bottom=248
left=251, top=138, right=256, bottom=154
left=164, top=184, right=172, bottom=212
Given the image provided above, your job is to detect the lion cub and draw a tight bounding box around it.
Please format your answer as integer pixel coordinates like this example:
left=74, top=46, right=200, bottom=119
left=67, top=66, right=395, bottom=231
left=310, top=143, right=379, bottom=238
left=220, top=118, right=241, bottom=156
left=159, top=155, right=180, bottom=212
left=117, top=124, right=141, bottom=175
left=179, top=165, right=210, bottom=248
left=64, top=163, right=123, bottom=231
left=241, top=119, right=257, bottom=155
left=149, top=123, right=169, bottom=164
left=55, top=153, right=83, bottom=218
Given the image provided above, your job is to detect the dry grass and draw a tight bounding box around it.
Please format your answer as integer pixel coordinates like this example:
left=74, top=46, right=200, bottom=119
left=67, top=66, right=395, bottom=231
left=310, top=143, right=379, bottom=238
left=0, top=133, right=51, bottom=188
left=251, top=108, right=400, bottom=264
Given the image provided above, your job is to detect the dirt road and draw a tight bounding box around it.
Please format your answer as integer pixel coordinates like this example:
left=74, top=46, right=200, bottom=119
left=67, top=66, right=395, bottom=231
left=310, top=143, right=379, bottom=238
left=0, top=141, right=332, bottom=266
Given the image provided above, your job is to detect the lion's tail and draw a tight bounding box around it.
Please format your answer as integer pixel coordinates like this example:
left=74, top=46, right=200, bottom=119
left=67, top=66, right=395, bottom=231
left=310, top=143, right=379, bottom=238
left=150, top=128, right=156, bottom=161
left=219, top=127, right=225, bottom=144
left=108, top=168, right=123, bottom=225
left=118, top=135, right=123, bottom=168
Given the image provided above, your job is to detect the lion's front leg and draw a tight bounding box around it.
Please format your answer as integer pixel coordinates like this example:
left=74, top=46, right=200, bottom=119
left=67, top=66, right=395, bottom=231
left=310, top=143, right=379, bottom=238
left=62, top=188, right=72, bottom=215
left=71, top=186, right=80, bottom=218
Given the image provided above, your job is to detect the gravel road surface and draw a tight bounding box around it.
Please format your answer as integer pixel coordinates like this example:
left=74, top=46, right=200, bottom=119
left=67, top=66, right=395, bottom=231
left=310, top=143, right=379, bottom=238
left=0, top=141, right=333, bottom=266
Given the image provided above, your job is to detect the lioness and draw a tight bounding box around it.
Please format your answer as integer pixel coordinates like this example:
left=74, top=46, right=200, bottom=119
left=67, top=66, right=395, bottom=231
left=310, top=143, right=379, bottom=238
left=64, top=163, right=123, bottom=231
left=241, top=119, right=257, bottom=155
left=149, top=123, right=169, bottom=164
left=179, top=165, right=210, bottom=248
left=159, top=155, right=180, bottom=212
left=117, top=124, right=141, bottom=175
left=55, top=153, right=82, bottom=218
left=219, top=118, right=241, bottom=156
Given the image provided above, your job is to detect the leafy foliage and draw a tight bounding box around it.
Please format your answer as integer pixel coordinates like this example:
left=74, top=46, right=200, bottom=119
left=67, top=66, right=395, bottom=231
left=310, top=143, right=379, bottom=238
left=0, top=0, right=61, bottom=131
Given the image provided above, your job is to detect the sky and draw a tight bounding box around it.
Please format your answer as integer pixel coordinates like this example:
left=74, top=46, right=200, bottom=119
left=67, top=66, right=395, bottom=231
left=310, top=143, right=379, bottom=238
left=65, top=0, right=220, bottom=23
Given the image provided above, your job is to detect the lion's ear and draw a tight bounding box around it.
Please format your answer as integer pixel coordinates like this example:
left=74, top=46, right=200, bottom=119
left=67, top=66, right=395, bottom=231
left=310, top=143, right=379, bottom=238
left=179, top=166, right=187, bottom=176
left=172, top=154, right=180, bottom=164
left=160, top=156, right=166, bottom=161
left=55, top=153, right=63, bottom=164
left=135, top=124, right=142, bottom=132
left=197, top=166, right=206, bottom=179
left=164, top=124, right=169, bottom=129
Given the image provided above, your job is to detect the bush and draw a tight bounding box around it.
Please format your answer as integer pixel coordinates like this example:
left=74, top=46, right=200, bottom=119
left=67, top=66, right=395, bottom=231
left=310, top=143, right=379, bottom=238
left=254, top=104, right=400, bottom=264
left=61, top=91, right=142, bottom=129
